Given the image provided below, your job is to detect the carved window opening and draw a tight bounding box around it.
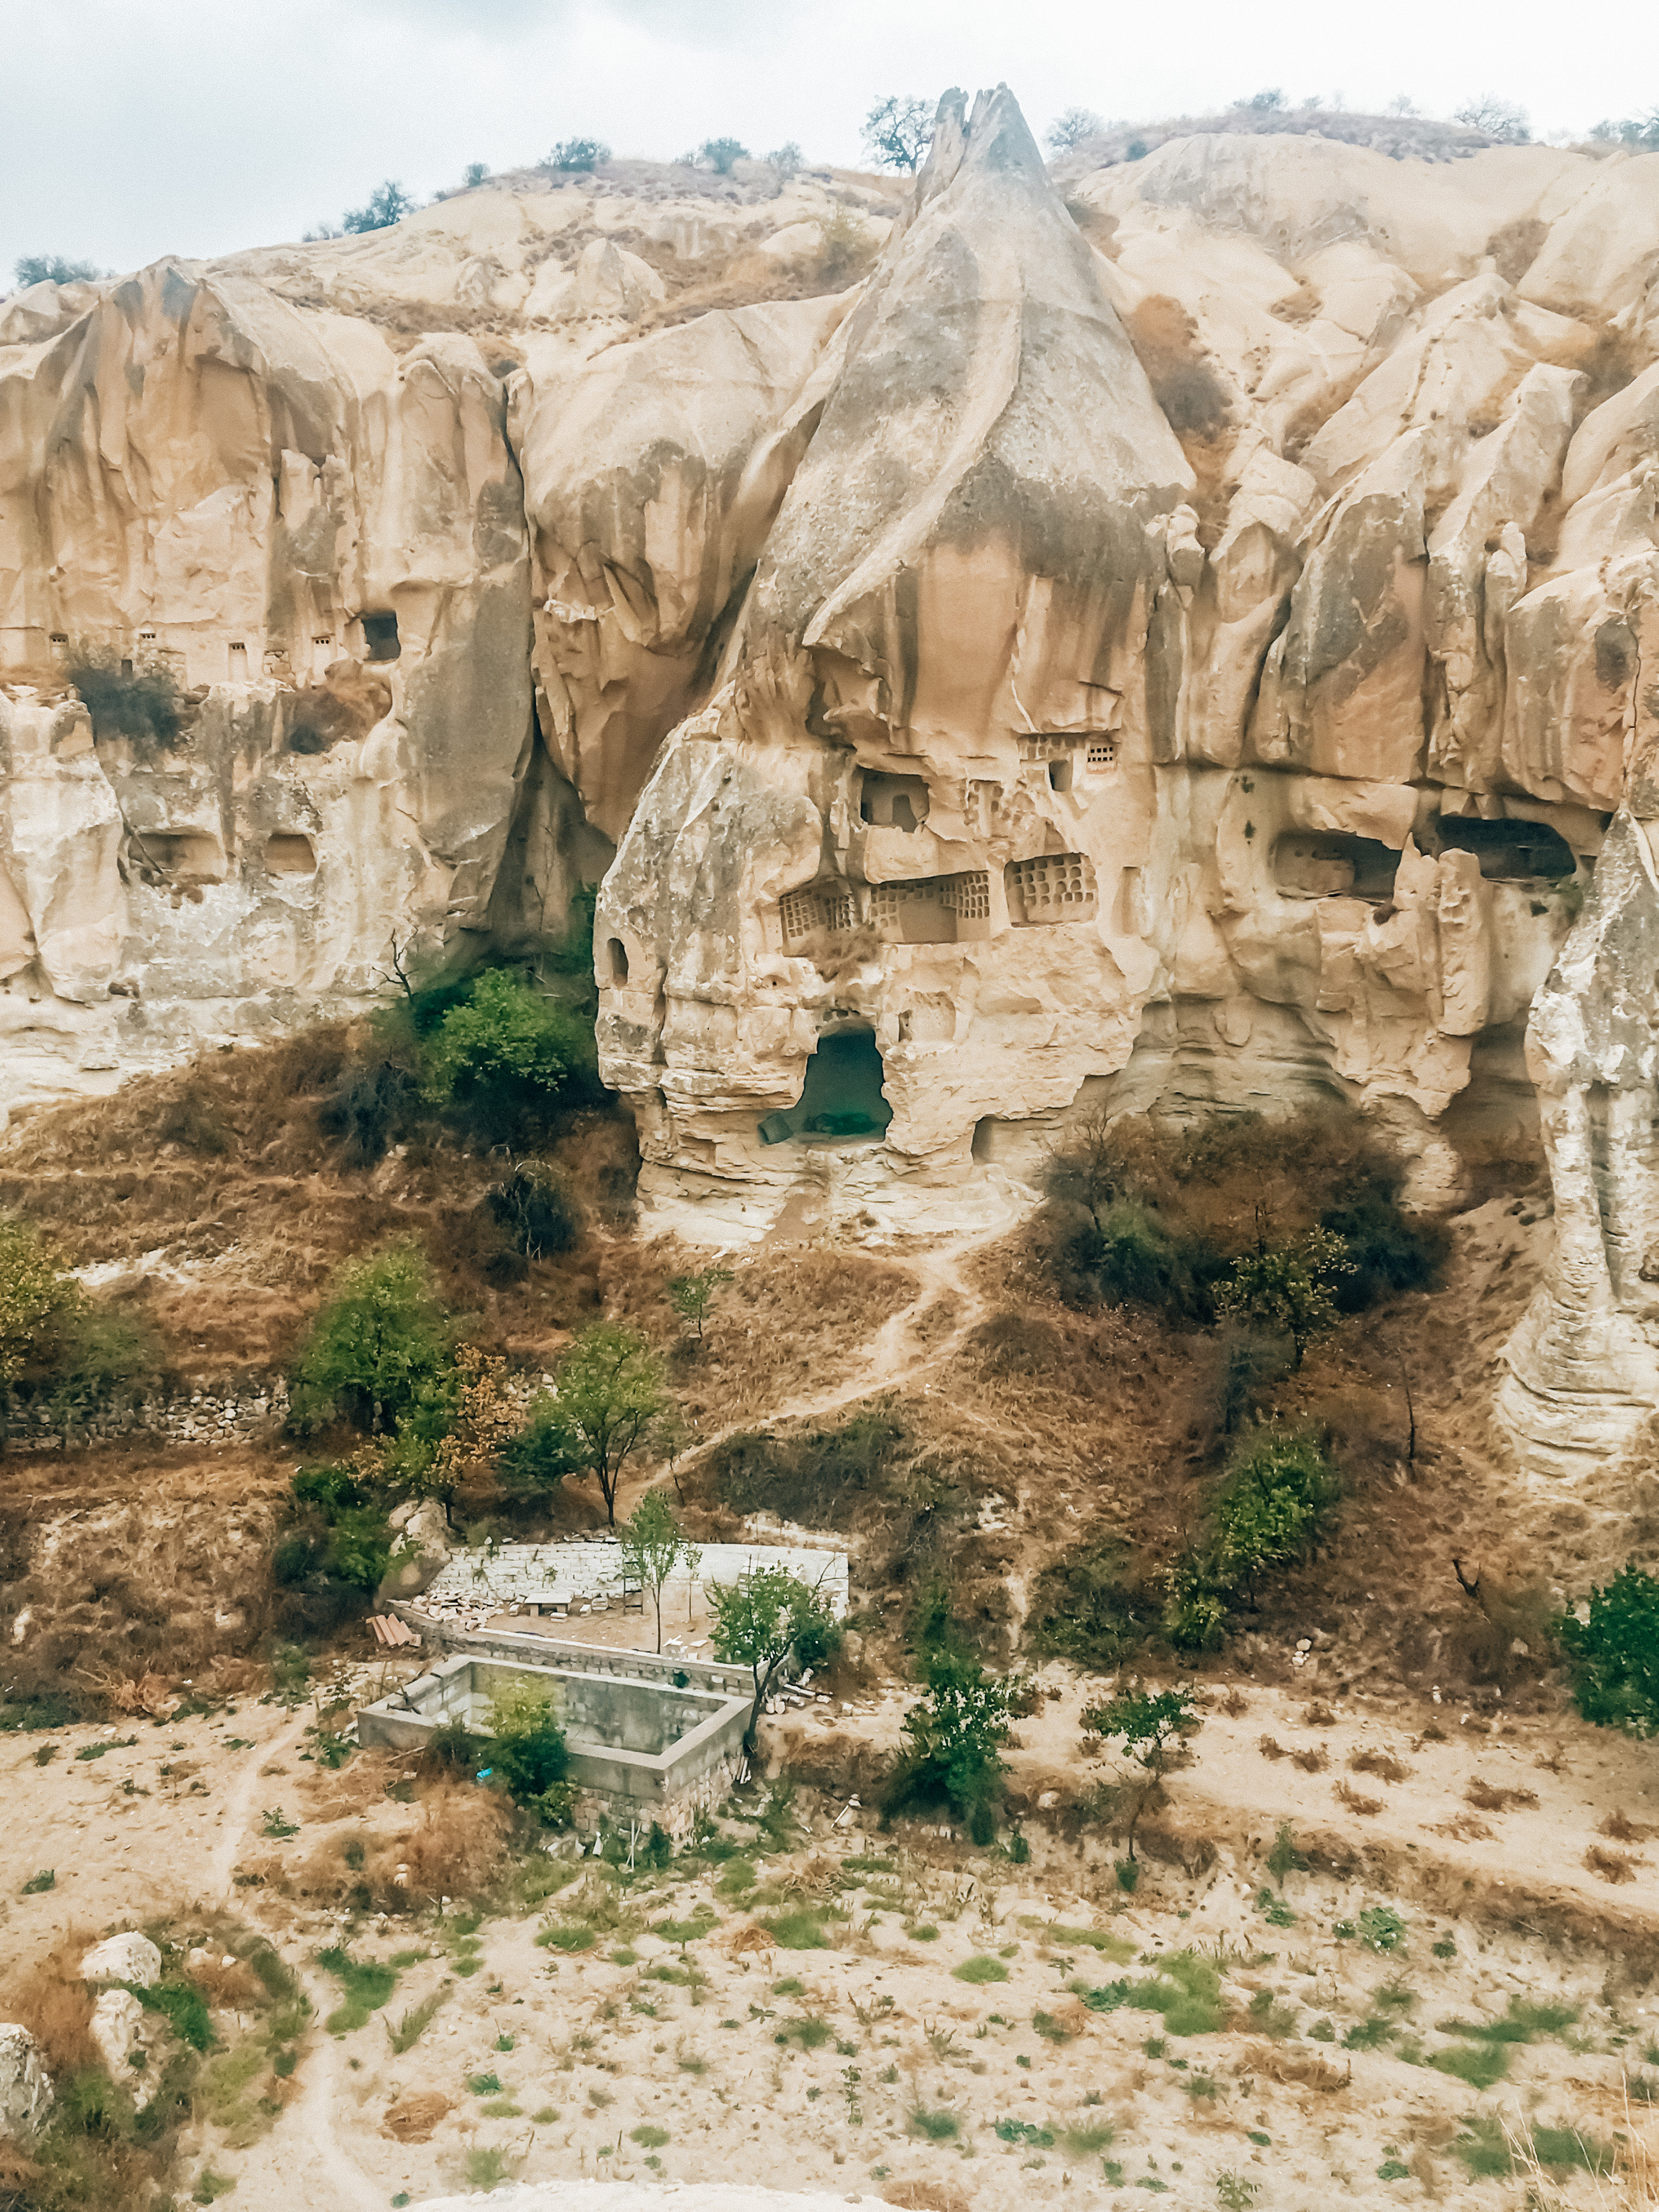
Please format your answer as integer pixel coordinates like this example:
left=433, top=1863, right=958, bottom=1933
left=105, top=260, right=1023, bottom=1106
left=606, top=936, right=629, bottom=984
left=1005, top=852, right=1098, bottom=925
left=263, top=834, right=317, bottom=876
left=780, top=882, right=858, bottom=944
left=360, top=612, right=400, bottom=663
left=227, top=642, right=247, bottom=681
left=870, top=870, right=991, bottom=943
left=859, top=771, right=930, bottom=831
left=48, top=633, right=67, bottom=647
left=133, top=831, right=225, bottom=884
left=1435, top=816, right=1575, bottom=881
left=1273, top=833, right=1400, bottom=901
left=1086, top=740, right=1118, bottom=771
left=138, top=630, right=157, bottom=644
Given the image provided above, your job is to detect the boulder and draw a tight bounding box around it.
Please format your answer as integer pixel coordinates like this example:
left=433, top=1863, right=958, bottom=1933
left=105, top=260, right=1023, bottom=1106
left=80, top=1932, right=162, bottom=1989
left=88, top=1990, right=151, bottom=2104
left=0, top=2024, right=53, bottom=2140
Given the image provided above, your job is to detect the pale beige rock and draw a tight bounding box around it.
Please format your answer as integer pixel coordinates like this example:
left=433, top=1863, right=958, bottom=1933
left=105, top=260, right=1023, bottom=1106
left=81, top=1931, right=162, bottom=1987
left=0, top=2024, right=52, bottom=2140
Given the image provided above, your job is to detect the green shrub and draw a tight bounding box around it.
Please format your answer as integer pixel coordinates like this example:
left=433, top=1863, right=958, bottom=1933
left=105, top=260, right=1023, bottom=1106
left=760, top=1910, right=840, bottom=1950
left=548, top=137, right=610, bottom=169
left=1217, top=1229, right=1352, bottom=1368
left=888, top=1651, right=1019, bottom=1827
left=484, top=1163, right=578, bottom=1259
left=500, top=1322, right=663, bottom=1525
left=290, top=1243, right=450, bottom=1434
left=0, top=1212, right=84, bottom=1417
left=908, top=2107, right=960, bottom=2141
left=1123, top=1951, right=1225, bottom=2036
left=995, top=2118, right=1054, bottom=2147
left=65, top=642, right=185, bottom=755
left=1211, top=1430, right=1337, bottom=1594
left=1559, top=1563, right=1659, bottom=1735
left=1430, top=2041, right=1509, bottom=2089
left=698, top=136, right=749, bottom=171
left=420, top=969, right=594, bottom=1135
left=483, top=1679, right=570, bottom=1814
left=1322, top=1190, right=1446, bottom=1309
left=343, top=179, right=416, bottom=232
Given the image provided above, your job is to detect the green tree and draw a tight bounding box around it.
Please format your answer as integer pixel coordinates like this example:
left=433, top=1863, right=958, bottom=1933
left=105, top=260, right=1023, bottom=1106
left=617, top=1489, right=688, bottom=1652
left=708, top=1566, right=842, bottom=1754
left=343, top=180, right=417, bottom=232
left=462, top=161, right=489, bottom=187
left=484, top=1679, right=572, bottom=1824
left=420, top=969, right=591, bottom=1120
left=896, top=1653, right=1020, bottom=1838
left=668, top=1266, right=733, bottom=1344
left=1216, top=1227, right=1352, bottom=1368
left=698, top=136, right=750, bottom=173
left=548, top=137, right=610, bottom=171
left=1559, top=1564, right=1659, bottom=1735
left=501, top=1323, right=663, bottom=1525
left=1043, top=106, right=1104, bottom=154
left=0, top=1215, right=83, bottom=1437
left=861, top=94, right=934, bottom=171
left=1082, top=1687, right=1201, bottom=1861
left=15, top=253, right=100, bottom=287
left=290, top=1243, right=450, bottom=1434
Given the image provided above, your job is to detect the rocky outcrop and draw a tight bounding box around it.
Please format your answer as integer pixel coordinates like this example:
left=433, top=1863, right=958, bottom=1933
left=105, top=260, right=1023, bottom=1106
left=80, top=1931, right=162, bottom=1988
left=6, top=101, right=1659, bottom=1453
left=0, top=2024, right=52, bottom=2140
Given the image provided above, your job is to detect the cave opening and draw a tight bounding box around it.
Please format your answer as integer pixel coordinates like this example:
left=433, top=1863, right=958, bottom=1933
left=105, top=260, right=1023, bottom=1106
left=757, top=1029, right=893, bottom=1146
left=360, top=612, right=401, bottom=663
left=607, top=936, right=629, bottom=983
left=1273, top=832, right=1400, bottom=901
left=1436, top=816, right=1576, bottom=881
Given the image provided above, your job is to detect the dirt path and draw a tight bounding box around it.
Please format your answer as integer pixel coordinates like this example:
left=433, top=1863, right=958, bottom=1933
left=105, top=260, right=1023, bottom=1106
left=613, top=1223, right=1007, bottom=1523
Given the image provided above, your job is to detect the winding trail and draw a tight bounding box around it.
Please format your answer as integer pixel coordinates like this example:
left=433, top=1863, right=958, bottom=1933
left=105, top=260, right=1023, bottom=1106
left=614, top=1221, right=1013, bottom=1522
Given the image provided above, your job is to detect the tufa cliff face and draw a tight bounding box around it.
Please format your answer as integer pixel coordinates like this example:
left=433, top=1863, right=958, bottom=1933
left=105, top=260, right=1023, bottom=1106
left=4, top=88, right=1659, bottom=1464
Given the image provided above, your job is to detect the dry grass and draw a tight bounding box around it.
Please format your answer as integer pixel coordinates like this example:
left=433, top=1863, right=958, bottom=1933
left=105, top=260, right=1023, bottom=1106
left=1291, top=1747, right=1329, bottom=1774
left=1350, top=1748, right=1410, bottom=1784
left=383, top=2091, right=453, bottom=2143
left=1334, top=1779, right=1383, bottom=1816
left=8, top=1935, right=101, bottom=2074
left=1466, top=1779, right=1540, bottom=1813
left=1601, top=1809, right=1659, bottom=1843
left=1585, top=1845, right=1641, bottom=1885
left=1240, top=2040, right=1351, bottom=2092
left=1257, top=1735, right=1286, bottom=1760
left=371, top=1784, right=512, bottom=1905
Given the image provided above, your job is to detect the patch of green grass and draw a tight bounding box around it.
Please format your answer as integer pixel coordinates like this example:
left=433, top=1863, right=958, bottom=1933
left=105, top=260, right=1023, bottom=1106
left=906, top=1922, right=940, bottom=1942
left=1033, top=1923, right=1136, bottom=1961
left=465, top=2147, right=511, bottom=2188
left=1333, top=1906, right=1406, bottom=1953
left=760, top=1909, right=843, bottom=1950
left=1452, top=2114, right=1509, bottom=2178
left=1436, top=1997, right=1579, bottom=2045
left=259, top=1807, right=300, bottom=1838
left=952, top=1955, right=1009, bottom=1984
left=536, top=1923, right=596, bottom=1952
left=653, top=1911, right=719, bottom=1942
left=610, top=1946, right=637, bottom=1966
left=1256, top=1888, right=1296, bottom=1928
left=1123, top=1952, right=1226, bottom=2036
left=909, top=2108, right=960, bottom=2141
left=630, top=2124, right=670, bottom=2148
left=21, top=1869, right=55, bottom=1894
left=1062, top=2121, right=1116, bottom=2155
left=1431, top=1937, right=1457, bottom=1959
left=132, top=1979, right=216, bottom=2052
left=190, top=2167, right=236, bottom=2204
left=1341, top=2016, right=1393, bottom=2051
left=386, top=1990, right=445, bottom=2053
left=467, top=2071, right=502, bottom=2095
left=772, top=1976, right=805, bottom=1996
left=1429, top=2041, right=1509, bottom=2090
left=478, top=2098, right=522, bottom=2117
left=1032, top=2010, right=1074, bottom=2045
left=843, top=1855, right=900, bottom=1875
left=532, top=2106, right=559, bottom=2123
left=715, top=1858, right=758, bottom=1898
left=775, top=2016, right=833, bottom=2051
left=316, top=1947, right=397, bottom=2034
left=1528, top=2124, right=1614, bottom=2175
left=1245, top=1988, right=1297, bottom=2037
left=75, top=1736, right=139, bottom=1760
left=1077, top=1979, right=1131, bottom=2013
left=388, top=1949, right=429, bottom=1971
left=995, top=2119, right=1054, bottom=2147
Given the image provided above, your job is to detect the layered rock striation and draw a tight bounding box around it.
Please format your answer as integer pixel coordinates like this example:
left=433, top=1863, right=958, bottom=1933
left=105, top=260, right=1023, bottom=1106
left=5, top=93, right=1659, bottom=1460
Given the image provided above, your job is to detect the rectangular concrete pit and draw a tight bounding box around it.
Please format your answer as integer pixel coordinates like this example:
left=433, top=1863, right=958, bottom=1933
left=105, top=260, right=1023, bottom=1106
left=357, top=1649, right=753, bottom=1810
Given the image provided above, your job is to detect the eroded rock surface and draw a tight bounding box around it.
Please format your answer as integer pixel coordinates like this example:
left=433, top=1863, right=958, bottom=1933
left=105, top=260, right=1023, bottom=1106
left=5, top=95, right=1659, bottom=1452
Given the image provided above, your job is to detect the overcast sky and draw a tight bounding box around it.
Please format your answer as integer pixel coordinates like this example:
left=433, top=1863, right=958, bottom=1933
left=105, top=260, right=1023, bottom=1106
left=2, top=0, right=1649, bottom=282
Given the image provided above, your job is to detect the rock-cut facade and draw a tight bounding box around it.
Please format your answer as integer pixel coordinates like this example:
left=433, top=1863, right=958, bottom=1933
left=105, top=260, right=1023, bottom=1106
left=4, top=88, right=1659, bottom=1472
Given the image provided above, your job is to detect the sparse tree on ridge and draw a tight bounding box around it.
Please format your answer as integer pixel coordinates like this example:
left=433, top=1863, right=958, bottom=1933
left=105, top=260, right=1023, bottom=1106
left=861, top=94, right=934, bottom=172
left=14, top=253, right=99, bottom=289
left=343, top=180, right=418, bottom=234
left=1043, top=106, right=1105, bottom=155
left=1453, top=94, right=1531, bottom=142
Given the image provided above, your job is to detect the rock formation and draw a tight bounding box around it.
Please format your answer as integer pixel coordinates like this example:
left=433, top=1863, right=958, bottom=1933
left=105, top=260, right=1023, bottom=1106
left=4, top=93, right=1659, bottom=1458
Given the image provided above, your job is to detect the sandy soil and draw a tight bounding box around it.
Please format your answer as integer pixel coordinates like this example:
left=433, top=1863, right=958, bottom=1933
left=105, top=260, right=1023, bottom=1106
left=8, top=1637, right=1659, bottom=2212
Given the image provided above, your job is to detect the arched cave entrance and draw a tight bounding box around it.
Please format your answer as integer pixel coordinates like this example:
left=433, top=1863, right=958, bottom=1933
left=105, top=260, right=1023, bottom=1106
left=757, top=1028, right=893, bottom=1146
